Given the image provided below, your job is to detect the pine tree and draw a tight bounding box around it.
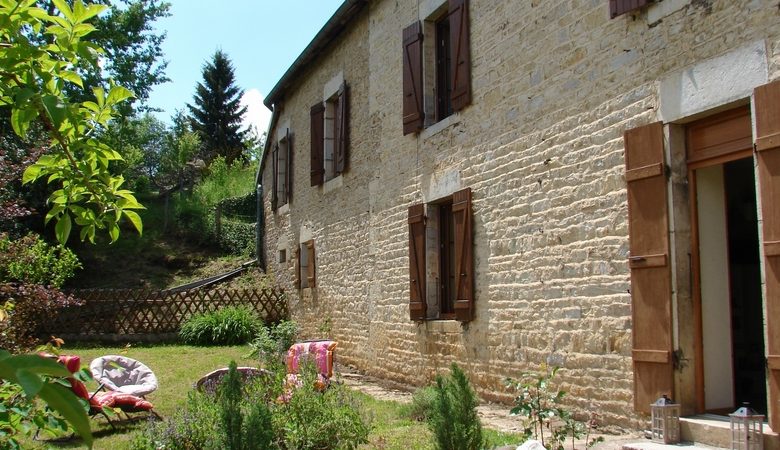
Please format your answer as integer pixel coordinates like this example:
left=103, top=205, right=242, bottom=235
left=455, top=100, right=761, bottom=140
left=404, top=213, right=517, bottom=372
left=188, top=50, right=248, bottom=164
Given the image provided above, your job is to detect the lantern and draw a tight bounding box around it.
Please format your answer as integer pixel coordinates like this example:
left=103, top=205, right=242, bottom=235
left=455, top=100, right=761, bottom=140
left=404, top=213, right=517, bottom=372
left=730, top=403, right=764, bottom=450
left=650, top=394, right=680, bottom=444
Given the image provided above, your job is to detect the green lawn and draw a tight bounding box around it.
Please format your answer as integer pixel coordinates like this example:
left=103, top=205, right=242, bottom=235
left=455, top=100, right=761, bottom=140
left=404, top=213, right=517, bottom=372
left=26, top=344, right=521, bottom=450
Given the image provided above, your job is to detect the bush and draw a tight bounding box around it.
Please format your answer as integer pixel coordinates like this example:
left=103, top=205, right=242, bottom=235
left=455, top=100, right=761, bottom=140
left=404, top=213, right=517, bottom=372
left=274, top=365, right=371, bottom=450
left=428, top=363, right=485, bottom=450
left=218, top=217, right=255, bottom=256
left=133, top=390, right=223, bottom=450
left=402, top=385, right=438, bottom=422
left=0, top=233, right=81, bottom=288
left=248, top=320, right=299, bottom=370
left=179, top=306, right=261, bottom=345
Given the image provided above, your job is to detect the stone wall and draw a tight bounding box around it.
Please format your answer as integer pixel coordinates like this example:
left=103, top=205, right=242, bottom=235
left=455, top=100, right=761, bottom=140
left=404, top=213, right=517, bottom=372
left=261, top=0, right=780, bottom=427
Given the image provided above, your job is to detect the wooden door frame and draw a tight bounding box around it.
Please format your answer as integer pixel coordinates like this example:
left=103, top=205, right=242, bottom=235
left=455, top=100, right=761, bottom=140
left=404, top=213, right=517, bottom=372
left=686, top=106, right=755, bottom=414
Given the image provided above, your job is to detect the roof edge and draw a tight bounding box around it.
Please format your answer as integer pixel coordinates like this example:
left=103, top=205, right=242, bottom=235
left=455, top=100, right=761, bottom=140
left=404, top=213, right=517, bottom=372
left=263, top=0, right=368, bottom=109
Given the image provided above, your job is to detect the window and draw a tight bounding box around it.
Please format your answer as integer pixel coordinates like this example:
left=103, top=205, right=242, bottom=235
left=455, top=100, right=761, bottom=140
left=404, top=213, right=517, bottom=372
left=272, top=128, right=292, bottom=210
left=402, top=0, right=471, bottom=135
left=278, top=249, right=286, bottom=264
left=310, top=82, right=348, bottom=186
left=609, top=0, right=649, bottom=19
left=295, top=240, right=316, bottom=289
left=408, top=187, right=473, bottom=321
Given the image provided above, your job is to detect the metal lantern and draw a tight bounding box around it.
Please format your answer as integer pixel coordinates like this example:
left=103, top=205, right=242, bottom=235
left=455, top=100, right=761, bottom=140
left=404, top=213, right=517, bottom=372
left=650, top=394, right=680, bottom=444
left=730, top=403, right=764, bottom=450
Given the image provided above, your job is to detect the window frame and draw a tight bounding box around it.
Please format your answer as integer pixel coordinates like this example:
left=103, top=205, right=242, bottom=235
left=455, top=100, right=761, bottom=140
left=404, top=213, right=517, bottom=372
left=311, top=78, right=348, bottom=187
left=271, top=128, right=292, bottom=211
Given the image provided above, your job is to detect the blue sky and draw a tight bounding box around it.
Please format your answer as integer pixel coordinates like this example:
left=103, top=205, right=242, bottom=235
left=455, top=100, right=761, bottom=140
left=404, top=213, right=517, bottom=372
left=147, top=1, right=344, bottom=133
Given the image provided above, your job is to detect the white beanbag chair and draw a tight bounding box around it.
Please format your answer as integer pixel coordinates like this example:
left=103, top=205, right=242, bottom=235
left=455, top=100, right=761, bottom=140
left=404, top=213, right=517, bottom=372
left=90, top=355, right=159, bottom=397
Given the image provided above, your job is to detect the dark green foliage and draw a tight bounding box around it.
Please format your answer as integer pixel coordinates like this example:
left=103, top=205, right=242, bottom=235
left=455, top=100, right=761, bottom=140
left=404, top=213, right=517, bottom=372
left=428, top=363, right=485, bottom=450
left=188, top=50, right=247, bottom=164
left=179, top=306, right=260, bottom=345
left=218, top=191, right=256, bottom=217
left=218, top=218, right=255, bottom=256
left=218, top=361, right=274, bottom=450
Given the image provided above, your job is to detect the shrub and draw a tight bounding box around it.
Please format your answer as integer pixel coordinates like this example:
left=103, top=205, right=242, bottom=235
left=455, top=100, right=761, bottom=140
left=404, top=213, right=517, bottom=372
left=217, top=361, right=274, bottom=450
left=402, top=385, right=438, bottom=422
left=274, top=364, right=371, bottom=450
left=179, top=305, right=261, bottom=345
left=0, top=233, right=81, bottom=288
left=218, top=217, right=255, bottom=256
left=428, top=363, right=485, bottom=450
left=133, top=390, right=223, bottom=450
left=248, top=320, right=299, bottom=370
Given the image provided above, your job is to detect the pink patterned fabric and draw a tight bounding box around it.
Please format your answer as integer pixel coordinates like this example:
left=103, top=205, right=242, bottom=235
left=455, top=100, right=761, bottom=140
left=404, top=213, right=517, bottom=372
left=285, top=340, right=337, bottom=378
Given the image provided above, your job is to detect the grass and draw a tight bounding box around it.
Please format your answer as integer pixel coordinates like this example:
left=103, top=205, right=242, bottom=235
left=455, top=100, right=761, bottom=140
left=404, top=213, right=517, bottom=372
left=24, top=344, right=524, bottom=450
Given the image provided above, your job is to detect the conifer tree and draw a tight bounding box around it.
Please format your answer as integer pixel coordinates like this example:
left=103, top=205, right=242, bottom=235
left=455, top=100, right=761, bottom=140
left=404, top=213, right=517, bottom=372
left=188, top=50, right=248, bottom=164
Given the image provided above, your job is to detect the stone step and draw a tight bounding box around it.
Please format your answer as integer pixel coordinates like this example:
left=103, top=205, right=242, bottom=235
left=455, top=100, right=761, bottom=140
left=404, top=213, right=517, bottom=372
left=621, top=443, right=725, bottom=450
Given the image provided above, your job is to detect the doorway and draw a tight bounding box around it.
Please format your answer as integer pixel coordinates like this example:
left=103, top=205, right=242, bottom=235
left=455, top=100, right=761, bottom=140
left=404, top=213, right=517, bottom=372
left=689, top=107, right=767, bottom=415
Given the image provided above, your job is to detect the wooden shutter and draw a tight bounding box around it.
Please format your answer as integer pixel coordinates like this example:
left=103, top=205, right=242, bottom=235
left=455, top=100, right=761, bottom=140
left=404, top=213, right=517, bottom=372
left=408, top=204, right=426, bottom=320
left=335, top=82, right=348, bottom=175
left=754, top=80, right=780, bottom=430
left=285, top=128, right=293, bottom=203
left=306, top=240, right=316, bottom=287
left=624, top=121, right=673, bottom=414
left=609, top=0, right=648, bottom=18
left=452, top=188, right=474, bottom=321
left=310, top=103, right=325, bottom=186
left=449, top=0, right=471, bottom=112
left=402, top=22, right=424, bottom=135
left=271, top=143, right=279, bottom=210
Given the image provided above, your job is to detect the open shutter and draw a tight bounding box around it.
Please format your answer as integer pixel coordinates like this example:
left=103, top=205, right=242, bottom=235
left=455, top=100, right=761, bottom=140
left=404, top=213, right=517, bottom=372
left=306, top=241, right=316, bottom=287
left=286, top=128, right=293, bottom=203
left=609, top=0, right=648, bottom=18
left=452, top=188, right=474, bottom=321
left=625, top=121, right=673, bottom=414
left=402, top=22, right=424, bottom=135
left=449, top=0, right=471, bottom=112
left=335, top=82, right=348, bottom=175
left=271, top=143, right=279, bottom=210
left=754, top=80, right=780, bottom=430
left=310, top=103, right=325, bottom=186
left=408, top=204, right=427, bottom=320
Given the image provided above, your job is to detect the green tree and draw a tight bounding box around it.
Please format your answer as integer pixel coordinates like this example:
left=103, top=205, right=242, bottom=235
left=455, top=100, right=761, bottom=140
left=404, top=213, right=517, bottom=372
left=38, top=0, right=171, bottom=114
left=0, top=0, right=143, bottom=244
left=187, top=49, right=247, bottom=164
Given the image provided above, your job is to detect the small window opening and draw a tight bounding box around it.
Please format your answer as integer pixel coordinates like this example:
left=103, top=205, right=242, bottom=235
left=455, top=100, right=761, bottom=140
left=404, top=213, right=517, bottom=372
left=278, top=249, right=287, bottom=263
left=299, top=240, right=315, bottom=289
left=323, top=95, right=338, bottom=181
left=435, top=14, right=452, bottom=122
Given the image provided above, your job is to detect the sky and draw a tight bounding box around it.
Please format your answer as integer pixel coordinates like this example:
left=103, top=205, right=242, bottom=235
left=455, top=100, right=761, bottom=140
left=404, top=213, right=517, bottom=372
left=147, top=1, right=344, bottom=134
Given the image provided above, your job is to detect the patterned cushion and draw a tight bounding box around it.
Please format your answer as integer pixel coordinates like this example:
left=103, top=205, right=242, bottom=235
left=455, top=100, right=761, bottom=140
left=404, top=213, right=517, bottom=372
left=285, top=340, right=337, bottom=378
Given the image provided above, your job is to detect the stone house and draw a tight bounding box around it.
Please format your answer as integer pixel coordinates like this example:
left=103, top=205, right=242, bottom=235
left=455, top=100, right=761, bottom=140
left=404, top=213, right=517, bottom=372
left=257, top=0, right=780, bottom=437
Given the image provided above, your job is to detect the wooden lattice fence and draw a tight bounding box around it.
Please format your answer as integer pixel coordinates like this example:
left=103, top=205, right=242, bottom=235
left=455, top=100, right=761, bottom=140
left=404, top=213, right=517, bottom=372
left=43, top=288, right=288, bottom=342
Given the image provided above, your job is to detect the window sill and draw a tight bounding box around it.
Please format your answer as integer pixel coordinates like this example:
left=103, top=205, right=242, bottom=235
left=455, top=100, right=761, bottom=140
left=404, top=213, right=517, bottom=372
left=420, top=112, right=460, bottom=140
left=275, top=203, right=290, bottom=215
left=322, top=174, right=343, bottom=194
left=423, top=319, right=462, bottom=334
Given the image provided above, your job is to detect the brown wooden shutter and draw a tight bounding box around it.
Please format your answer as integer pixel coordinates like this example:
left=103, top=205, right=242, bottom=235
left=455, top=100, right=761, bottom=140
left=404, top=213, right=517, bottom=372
left=408, top=204, right=426, bottom=320
left=285, top=128, right=293, bottom=203
left=335, top=82, right=348, bottom=175
left=310, top=103, right=325, bottom=186
left=271, top=143, right=279, bottom=210
left=449, top=0, right=471, bottom=112
left=624, top=121, right=673, bottom=414
left=452, top=187, right=474, bottom=321
left=609, top=0, right=648, bottom=18
left=306, top=240, right=316, bottom=288
left=294, top=246, right=301, bottom=289
left=754, top=79, right=780, bottom=430
left=402, top=22, right=424, bottom=135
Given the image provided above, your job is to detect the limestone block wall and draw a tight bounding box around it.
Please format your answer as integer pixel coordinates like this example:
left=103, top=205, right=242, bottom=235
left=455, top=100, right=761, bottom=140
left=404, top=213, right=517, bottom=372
left=261, top=0, right=780, bottom=427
